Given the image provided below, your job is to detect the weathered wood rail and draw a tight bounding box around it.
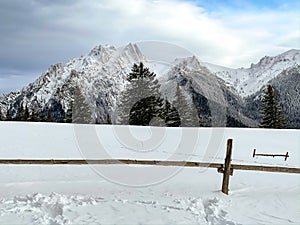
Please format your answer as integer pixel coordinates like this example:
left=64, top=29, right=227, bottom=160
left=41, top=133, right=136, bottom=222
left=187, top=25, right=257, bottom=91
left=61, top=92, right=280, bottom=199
left=0, top=159, right=299, bottom=174
left=1, top=139, right=299, bottom=194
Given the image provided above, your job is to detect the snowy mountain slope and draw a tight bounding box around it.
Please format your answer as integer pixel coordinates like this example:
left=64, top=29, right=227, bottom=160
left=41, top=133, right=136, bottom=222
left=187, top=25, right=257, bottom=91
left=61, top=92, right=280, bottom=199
left=160, top=56, right=232, bottom=127
left=0, top=43, right=249, bottom=126
left=0, top=43, right=145, bottom=123
left=0, top=44, right=299, bottom=128
left=243, top=65, right=300, bottom=128
left=161, top=56, right=259, bottom=127
left=0, top=122, right=299, bottom=224
left=205, top=49, right=300, bottom=97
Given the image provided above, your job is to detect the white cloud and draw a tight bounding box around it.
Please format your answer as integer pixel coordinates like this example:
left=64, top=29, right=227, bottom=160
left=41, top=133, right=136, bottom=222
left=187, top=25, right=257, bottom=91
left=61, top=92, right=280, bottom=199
left=214, top=8, right=299, bottom=67
left=0, top=0, right=299, bottom=92
left=55, top=0, right=297, bottom=68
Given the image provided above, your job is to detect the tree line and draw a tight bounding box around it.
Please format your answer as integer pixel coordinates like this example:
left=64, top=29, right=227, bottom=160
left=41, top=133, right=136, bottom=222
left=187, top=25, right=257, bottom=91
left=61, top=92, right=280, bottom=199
left=0, top=104, right=53, bottom=122
left=0, top=63, right=287, bottom=128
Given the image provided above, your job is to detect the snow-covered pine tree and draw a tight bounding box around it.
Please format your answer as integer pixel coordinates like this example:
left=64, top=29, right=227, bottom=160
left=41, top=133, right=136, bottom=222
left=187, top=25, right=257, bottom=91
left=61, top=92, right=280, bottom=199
left=164, top=100, right=181, bottom=127
left=72, top=88, right=93, bottom=124
left=172, top=85, right=199, bottom=127
left=127, top=63, right=156, bottom=81
left=260, top=84, right=286, bottom=128
left=116, top=82, right=136, bottom=125
left=117, top=62, right=163, bottom=125
left=274, top=105, right=286, bottom=129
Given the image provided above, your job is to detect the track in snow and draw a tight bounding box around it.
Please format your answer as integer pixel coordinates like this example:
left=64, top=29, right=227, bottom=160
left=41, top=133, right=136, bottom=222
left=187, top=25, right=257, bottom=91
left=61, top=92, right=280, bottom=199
left=0, top=192, right=238, bottom=225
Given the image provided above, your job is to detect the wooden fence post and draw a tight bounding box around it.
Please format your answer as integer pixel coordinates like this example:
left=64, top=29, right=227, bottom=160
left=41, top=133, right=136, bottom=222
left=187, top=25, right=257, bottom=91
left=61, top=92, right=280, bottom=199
left=222, top=139, right=233, bottom=195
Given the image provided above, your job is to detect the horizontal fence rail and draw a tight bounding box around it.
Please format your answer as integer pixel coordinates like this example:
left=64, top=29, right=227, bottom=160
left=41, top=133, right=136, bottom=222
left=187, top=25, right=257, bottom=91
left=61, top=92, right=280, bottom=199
left=0, top=159, right=299, bottom=174
left=231, top=164, right=300, bottom=174
left=0, top=159, right=221, bottom=167
left=1, top=139, right=299, bottom=194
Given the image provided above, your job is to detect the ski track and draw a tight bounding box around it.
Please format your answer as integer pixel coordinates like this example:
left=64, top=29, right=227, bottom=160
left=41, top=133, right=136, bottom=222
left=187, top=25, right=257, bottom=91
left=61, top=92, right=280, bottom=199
left=0, top=192, right=240, bottom=225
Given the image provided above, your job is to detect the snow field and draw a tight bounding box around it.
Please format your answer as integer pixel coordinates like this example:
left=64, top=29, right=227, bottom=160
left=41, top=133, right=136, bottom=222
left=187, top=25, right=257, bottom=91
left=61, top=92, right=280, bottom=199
left=0, top=122, right=299, bottom=224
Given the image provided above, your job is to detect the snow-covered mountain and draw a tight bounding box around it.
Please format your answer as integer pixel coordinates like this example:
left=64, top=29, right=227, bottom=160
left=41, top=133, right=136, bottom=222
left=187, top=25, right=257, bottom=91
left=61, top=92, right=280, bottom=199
left=0, top=43, right=145, bottom=123
left=243, top=65, right=300, bottom=128
left=0, top=43, right=238, bottom=125
left=0, top=44, right=299, bottom=127
left=205, top=49, right=300, bottom=97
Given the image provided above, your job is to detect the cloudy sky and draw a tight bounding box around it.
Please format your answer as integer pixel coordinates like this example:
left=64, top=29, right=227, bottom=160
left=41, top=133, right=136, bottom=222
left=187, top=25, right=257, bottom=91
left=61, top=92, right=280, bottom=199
left=0, top=0, right=299, bottom=94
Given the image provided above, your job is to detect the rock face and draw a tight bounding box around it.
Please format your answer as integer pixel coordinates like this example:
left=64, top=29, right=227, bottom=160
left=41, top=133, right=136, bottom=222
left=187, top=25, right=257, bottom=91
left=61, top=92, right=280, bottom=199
left=205, top=49, right=300, bottom=97
left=243, top=66, right=300, bottom=128
left=0, top=44, right=299, bottom=128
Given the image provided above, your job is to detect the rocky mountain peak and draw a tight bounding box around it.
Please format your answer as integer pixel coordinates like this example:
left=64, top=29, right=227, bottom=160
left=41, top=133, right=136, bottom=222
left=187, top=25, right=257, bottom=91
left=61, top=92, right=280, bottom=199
left=0, top=44, right=299, bottom=128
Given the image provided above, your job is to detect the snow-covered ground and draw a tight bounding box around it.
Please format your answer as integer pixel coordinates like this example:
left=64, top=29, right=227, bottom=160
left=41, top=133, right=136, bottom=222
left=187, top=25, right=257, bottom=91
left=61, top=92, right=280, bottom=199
left=0, top=122, right=299, bottom=224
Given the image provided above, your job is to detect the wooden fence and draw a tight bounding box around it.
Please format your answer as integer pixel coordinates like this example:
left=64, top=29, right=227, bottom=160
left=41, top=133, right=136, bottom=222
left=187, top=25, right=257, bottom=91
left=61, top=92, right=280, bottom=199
left=1, top=139, right=299, bottom=194
left=253, top=149, right=289, bottom=161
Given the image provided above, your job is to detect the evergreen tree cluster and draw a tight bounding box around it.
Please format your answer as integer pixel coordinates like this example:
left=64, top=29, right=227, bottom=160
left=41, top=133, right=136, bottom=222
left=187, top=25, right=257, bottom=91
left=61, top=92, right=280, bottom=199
left=260, top=84, right=286, bottom=129
left=129, top=95, right=164, bottom=126
left=3, top=103, right=53, bottom=122
left=226, top=115, right=247, bottom=127
left=0, top=96, right=93, bottom=125
left=117, top=62, right=163, bottom=125
left=0, top=87, right=93, bottom=124
left=117, top=62, right=201, bottom=127
left=127, top=63, right=156, bottom=81
left=3, top=63, right=289, bottom=129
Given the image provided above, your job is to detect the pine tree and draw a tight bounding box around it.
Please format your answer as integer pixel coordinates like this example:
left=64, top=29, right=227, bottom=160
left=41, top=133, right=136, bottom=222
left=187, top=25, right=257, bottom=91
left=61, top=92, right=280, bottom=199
left=72, top=88, right=93, bottom=124
left=260, top=84, right=286, bottom=129
left=275, top=107, right=286, bottom=128
left=117, top=62, right=163, bottom=125
left=15, top=104, right=25, bottom=121
left=127, top=62, right=156, bottom=81
left=164, top=100, right=181, bottom=127
left=128, top=95, right=164, bottom=126
left=173, top=85, right=199, bottom=127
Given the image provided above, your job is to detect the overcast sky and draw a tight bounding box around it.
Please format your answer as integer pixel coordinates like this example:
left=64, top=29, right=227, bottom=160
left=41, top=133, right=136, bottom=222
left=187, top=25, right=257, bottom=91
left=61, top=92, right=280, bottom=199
left=0, top=0, right=299, bottom=94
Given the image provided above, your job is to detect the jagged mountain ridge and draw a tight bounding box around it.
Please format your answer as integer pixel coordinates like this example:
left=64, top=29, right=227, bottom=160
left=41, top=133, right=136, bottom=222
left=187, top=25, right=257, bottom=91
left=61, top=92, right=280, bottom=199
left=243, top=65, right=300, bottom=128
left=0, top=44, right=145, bottom=123
left=0, top=44, right=299, bottom=127
left=205, top=49, right=300, bottom=97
